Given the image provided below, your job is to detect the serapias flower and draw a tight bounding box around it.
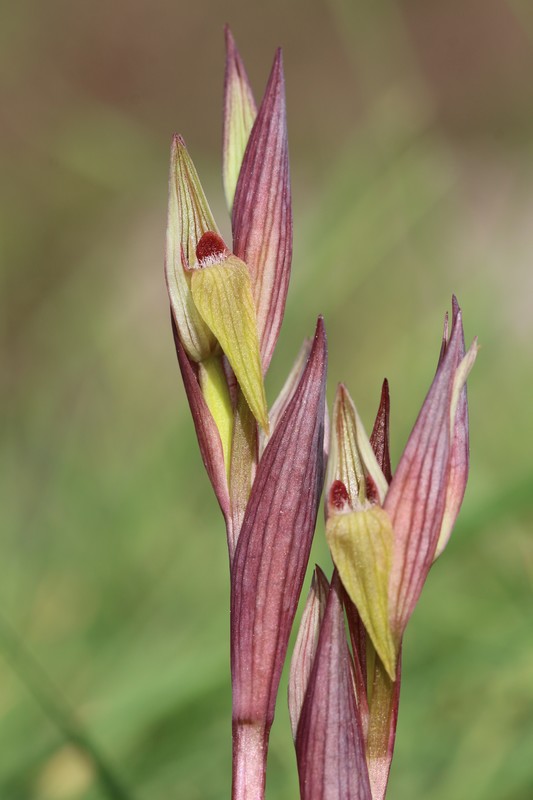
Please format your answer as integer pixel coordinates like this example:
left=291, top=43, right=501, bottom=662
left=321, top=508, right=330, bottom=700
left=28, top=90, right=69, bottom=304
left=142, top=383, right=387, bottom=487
left=166, top=29, right=292, bottom=556
left=326, top=297, right=477, bottom=680
left=290, top=299, right=476, bottom=799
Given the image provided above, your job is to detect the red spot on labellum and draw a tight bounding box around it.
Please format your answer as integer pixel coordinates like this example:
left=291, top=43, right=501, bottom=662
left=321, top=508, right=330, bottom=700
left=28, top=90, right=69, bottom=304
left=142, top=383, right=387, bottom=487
left=196, top=231, right=228, bottom=265
left=330, top=479, right=350, bottom=510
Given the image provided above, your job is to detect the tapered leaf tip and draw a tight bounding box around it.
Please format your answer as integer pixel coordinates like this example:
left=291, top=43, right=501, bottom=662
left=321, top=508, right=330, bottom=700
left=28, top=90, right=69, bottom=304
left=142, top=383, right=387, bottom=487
left=271, top=47, right=285, bottom=90
left=451, top=296, right=466, bottom=353
left=334, top=382, right=351, bottom=416
left=451, top=293, right=460, bottom=317
left=172, top=132, right=186, bottom=149
left=337, top=381, right=349, bottom=401
left=313, top=563, right=329, bottom=585
left=314, top=314, right=325, bottom=340
left=224, top=24, right=240, bottom=65
left=259, top=47, right=285, bottom=101
left=311, top=316, right=327, bottom=361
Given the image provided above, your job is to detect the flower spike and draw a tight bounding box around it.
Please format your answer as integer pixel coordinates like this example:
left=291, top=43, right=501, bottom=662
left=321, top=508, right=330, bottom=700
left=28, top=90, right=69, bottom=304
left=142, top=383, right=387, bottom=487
left=165, top=29, right=478, bottom=800
left=223, top=26, right=257, bottom=212
left=232, top=48, right=292, bottom=374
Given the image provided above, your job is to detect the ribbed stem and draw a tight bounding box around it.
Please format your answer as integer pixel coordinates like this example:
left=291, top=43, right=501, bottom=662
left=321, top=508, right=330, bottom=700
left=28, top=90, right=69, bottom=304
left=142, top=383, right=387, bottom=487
left=232, top=721, right=269, bottom=800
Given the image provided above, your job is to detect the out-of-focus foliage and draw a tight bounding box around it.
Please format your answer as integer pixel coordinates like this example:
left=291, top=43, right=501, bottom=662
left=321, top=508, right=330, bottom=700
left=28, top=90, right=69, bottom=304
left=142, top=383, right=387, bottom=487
left=1, top=1, right=533, bottom=798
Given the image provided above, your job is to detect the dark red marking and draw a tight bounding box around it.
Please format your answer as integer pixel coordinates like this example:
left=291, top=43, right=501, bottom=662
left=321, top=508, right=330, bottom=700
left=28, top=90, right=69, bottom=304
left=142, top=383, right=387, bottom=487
left=365, top=473, right=380, bottom=505
left=330, top=480, right=350, bottom=510
left=370, top=378, right=392, bottom=484
left=195, top=231, right=228, bottom=264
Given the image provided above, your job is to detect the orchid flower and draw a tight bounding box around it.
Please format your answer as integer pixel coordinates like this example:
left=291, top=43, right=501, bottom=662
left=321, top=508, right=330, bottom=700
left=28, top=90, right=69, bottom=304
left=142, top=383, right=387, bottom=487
left=290, top=300, right=477, bottom=799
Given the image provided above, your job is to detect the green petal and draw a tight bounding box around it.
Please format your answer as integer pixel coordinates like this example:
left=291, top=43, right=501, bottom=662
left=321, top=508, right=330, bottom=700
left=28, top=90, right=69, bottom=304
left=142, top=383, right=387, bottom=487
left=326, top=507, right=397, bottom=680
left=223, top=27, right=257, bottom=212
left=191, top=256, right=269, bottom=433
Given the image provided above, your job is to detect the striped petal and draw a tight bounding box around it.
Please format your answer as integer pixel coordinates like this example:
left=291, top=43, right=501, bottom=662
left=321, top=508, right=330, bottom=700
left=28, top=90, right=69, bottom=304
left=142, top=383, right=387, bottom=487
left=370, top=379, right=392, bottom=485
left=288, top=566, right=329, bottom=740
left=232, top=49, right=292, bottom=374
left=296, top=572, right=372, bottom=800
left=433, top=297, right=471, bottom=559
left=231, top=318, right=327, bottom=730
left=343, top=583, right=402, bottom=800
left=385, top=301, right=478, bottom=641
left=260, top=338, right=311, bottom=456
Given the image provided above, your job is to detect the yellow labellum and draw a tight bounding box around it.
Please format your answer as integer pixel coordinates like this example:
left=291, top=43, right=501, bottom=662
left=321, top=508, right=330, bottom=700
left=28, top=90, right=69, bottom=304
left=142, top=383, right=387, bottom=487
left=191, top=256, right=269, bottom=433
left=326, top=506, right=397, bottom=680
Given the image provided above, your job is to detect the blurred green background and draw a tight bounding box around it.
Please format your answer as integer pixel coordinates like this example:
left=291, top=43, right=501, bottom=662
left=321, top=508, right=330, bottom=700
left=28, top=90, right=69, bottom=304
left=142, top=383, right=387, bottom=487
left=2, top=0, right=533, bottom=797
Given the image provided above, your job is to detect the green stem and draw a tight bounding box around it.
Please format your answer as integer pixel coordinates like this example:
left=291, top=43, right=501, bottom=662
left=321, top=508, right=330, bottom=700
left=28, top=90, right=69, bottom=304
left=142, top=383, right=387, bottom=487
left=0, top=612, right=133, bottom=800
